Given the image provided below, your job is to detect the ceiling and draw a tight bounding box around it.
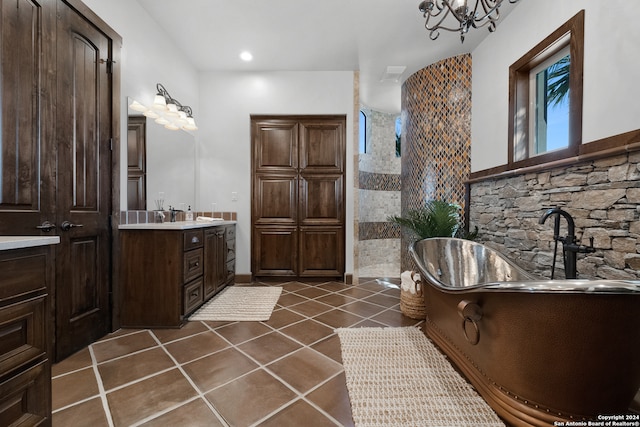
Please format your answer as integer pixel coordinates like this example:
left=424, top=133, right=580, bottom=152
left=137, top=0, right=521, bottom=113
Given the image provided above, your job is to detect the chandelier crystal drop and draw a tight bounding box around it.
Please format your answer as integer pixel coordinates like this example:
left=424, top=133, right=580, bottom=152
left=418, top=0, right=519, bottom=43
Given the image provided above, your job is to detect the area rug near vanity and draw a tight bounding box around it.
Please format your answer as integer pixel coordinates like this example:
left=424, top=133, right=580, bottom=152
left=188, top=286, right=282, bottom=321
left=336, top=327, right=505, bottom=427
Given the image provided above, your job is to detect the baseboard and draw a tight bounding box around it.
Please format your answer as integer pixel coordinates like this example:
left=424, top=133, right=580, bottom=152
left=234, top=274, right=252, bottom=283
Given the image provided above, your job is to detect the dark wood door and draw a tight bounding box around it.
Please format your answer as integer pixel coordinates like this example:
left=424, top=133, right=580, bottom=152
left=127, top=115, right=147, bottom=210
left=54, top=1, right=112, bottom=360
left=251, top=116, right=345, bottom=279
left=0, top=0, right=56, bottom=235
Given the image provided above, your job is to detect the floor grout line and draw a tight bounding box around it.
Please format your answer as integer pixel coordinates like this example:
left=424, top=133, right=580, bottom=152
left=89, top=334, right=118, bottom=427
left=52, top=279, right=408, bottom=426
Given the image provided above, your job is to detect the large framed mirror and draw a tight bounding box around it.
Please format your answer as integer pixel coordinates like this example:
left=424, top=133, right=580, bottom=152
left=126, top=97, right=196, bottom=212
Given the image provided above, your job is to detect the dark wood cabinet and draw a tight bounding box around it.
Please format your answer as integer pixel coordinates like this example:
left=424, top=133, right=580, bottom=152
left=251, top=116, right=345, bottom=279
left=1, top=0, right=121, bottom=362
left=0, top=245, right=55, bottom=427
left=120, top=224, right=236, bottom=328
left=204, top=227, right=225, bottom=299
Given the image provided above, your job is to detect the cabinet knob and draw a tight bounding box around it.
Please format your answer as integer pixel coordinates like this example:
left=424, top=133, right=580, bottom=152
left=191, top=236, right=200, bottom=243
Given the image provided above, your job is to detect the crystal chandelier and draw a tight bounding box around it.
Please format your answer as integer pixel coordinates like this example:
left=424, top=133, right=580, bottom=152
left=418, top=0, right=520, bottom=43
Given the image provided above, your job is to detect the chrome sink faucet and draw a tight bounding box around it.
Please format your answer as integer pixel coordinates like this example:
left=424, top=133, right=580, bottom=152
left=539, top=207, right=595, bottom=279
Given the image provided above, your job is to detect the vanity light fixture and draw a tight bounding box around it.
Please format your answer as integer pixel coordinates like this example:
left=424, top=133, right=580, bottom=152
left=418, top=0, right=519, bottom=42
left=129, top=83, right=198, bottom=131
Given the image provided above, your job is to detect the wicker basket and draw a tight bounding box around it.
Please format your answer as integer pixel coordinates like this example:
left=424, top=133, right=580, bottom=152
left=400, top=271, right=426, bottom=319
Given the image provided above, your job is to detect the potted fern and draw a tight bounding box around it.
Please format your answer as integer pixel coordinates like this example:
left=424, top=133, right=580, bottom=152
left=388, top=199, right=477, bottom=319
left=388, top=199, right=476, bottom=240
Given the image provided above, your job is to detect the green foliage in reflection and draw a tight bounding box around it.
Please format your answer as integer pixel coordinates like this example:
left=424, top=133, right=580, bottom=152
left=546, top=55, right=570, bottom=108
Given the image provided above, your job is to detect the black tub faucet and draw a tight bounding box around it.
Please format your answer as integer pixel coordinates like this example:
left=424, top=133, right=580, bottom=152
left=539, top=207, right=595, bottom=279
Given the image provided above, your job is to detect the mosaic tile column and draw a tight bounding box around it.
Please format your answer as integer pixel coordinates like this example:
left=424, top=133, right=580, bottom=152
left=400, top=54, right=472, bottom=270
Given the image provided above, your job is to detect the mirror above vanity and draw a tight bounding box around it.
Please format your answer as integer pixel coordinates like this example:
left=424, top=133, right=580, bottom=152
left=126, top=97, right=196, bottom=212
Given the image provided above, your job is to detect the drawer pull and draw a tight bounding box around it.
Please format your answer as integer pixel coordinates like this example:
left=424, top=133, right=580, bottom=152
left=191, top=291, right=199, bottom=298
left=191, top=236, right=200, bottom=244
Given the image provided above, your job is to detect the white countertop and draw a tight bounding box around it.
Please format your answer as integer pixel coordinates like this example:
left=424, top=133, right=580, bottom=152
left=119, top=219, right=236, bottom=230
left=0, top=236, right=61, bottom=251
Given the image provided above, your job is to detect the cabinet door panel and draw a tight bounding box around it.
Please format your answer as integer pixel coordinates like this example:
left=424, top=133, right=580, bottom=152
left=253, top=120, right=298, bottom=172
left=299, top=227, right=344, bottom=277
left=253, top=174, right=297, bottom=224
left=299, top=174, right=343, bottom=225
left=299, top=121, right=344, bottom=172
left=203, top=228, right=225, bottom=299
left=253, top=227, right=297, bottom=276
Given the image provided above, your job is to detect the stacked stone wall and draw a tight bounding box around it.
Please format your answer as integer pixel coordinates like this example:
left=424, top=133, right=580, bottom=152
left=469, top=152, right=640, bottom=279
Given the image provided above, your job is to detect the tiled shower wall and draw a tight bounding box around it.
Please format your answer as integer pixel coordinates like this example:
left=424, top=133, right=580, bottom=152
left=358, top=107, right=402, bottom=277
left=400, top=54, right=472, bottom=270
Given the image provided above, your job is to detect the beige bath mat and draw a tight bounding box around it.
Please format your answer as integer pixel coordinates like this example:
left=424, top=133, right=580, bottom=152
left=336, top=327, right=505, bottom=427
left=188, top=286, right=282, bottom=321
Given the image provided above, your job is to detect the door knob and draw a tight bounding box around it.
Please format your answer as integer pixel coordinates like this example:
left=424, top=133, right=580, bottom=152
left=36, top=221, right=57, bottom=232
left=61, top=221, right=84, bottom=231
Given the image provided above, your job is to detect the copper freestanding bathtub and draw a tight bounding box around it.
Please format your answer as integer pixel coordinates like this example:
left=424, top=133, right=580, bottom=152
left=409, top=237, right=640, bottom=426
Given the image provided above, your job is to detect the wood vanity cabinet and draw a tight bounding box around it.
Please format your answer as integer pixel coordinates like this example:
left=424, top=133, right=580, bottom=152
left=203, top=227, right=226, bottom=299
left=120, top=224, right=236, bottom=328
left=0, top=246, right=54, bottom=426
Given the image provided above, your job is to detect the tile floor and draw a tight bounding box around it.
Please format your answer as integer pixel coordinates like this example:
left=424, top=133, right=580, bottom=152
left=52, top=278, right=421, bottom=426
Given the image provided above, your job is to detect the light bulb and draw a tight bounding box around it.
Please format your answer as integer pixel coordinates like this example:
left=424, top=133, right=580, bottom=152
left=183, top=117, right=198, bottom=131
left=129, top=100, right=147, bottom=112
left=143, top=109, right=159, bottom=119
left=152, top=94, right=167, bottom=110
left=166, top=102, right=179, bottom=117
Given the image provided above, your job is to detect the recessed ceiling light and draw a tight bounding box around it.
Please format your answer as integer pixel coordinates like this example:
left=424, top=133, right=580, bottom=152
left=240, top=51, right=253, bottom=62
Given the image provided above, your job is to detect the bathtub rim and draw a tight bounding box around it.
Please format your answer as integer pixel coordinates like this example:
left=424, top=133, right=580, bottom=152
left=409, top=237, right=640, bottom=294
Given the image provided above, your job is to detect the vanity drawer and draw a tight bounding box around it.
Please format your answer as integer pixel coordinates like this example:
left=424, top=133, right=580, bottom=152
left=183, top=249, right=203, bottom=283
left=0, top=296, right=46, bottom=377
left=0, top=359, right=49, bottom=427
left=183, top=278, right=203, bottom=315
left=0, top=252, right=47, bottom=303
left=184, top=230, right=204, bottom=251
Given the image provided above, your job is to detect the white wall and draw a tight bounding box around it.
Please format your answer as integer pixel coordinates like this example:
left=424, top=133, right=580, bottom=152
left=81, top=0, right=200, bottom=209
left=79, top=2, right=356, bottom=278
left=471, top=0, right=640, bottom=172
left=197, top=71, right=355, bottom=276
